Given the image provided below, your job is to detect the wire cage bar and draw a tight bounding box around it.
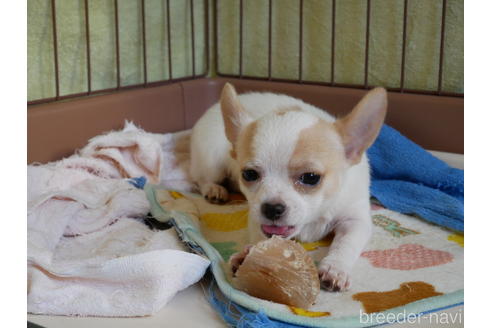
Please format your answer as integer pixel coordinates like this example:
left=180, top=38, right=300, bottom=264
left=28, top=0, right=462, bottom=105
left=215, top=0, right=462, bottom=98
left=28, top=0, right=209, bottom=105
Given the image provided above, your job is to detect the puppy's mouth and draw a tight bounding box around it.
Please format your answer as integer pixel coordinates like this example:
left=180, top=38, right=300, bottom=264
left=261, top=224, right=296, bottom=238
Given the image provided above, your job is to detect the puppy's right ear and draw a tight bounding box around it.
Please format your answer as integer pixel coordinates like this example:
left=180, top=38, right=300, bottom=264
left=220, top=83, right=252, bottom=145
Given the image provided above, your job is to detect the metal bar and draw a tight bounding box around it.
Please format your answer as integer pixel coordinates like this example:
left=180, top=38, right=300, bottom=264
left=299, top=0, right=303, bottom=82
left=141, top=0, right=148, bottom=85
left=84, top=0, right=91, bottom=93
left=364, top=0, right=371, bottom=88
left=214, top=0, right=219, bottom=74
left=28, top=97, right=58, bottom=106
left=239, top=0, right=243, bottom=77
left=29, top=0, right=462, bottom=105
left=190, top=0, right=196, bottom=77
left=114, top=0, right=121, bottom=88
left=268, top=0, right=272, bottom=80
left=214, top=72, right=464, bottom=97
left=331, top=0, right=336, bottom=85
left=29, top=0, right=211, bottom=105
left=400, top=0, right=408, bottom=92
left=51, top=0, right=60, bottom=99
left=437, top=0, right=447, bottom=94
left=49, top=91, right=91, bottom=100
left=84, top=74, right=208, bottom=93
left=28, top=67, right=463, bottom=106
left=28, top=74, right=209, bottom=106
left=204, top=0, right=210, bottom=75
left=166, top=0, right=173, bottom=79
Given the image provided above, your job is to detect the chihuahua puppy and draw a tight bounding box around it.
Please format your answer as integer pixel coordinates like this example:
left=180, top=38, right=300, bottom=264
left=190, top=83, right=387, bottom=291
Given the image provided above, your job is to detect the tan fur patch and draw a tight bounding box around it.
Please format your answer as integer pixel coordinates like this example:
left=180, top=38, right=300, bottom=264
left=229, top=148, right=237, bottom=159
left=236, top=121, right=259, bottom=166
left=276, top=105, right=302, bottom=116
left=289, top=120, right=346, bottom=195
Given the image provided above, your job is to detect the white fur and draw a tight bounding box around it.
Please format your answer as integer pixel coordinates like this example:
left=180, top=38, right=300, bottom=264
left=190, top=90, right=383, bottom=291
left=190, top=93, right=325, bottom=190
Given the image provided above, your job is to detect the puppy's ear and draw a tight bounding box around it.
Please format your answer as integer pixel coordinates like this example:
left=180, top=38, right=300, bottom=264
left=335, top=87, right=387, bottom=164
left=220, top=83, right=252, bottom=145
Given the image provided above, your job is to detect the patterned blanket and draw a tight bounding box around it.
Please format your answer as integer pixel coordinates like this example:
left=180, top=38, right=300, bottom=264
left=147, top=186, right=463, bottom=327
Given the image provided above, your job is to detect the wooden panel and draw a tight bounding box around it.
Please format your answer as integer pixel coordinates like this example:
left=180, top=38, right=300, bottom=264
left=28, top=84, right=185, bottom=163
left=28, top=77, right=463, bottom=164
left=214, top=78, right=464, bottom=153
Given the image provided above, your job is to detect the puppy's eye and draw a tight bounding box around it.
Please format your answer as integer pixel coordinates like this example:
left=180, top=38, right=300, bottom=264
left=242, top=169, right=260, bottom=182
left=299, top=173, right=321, bottom=186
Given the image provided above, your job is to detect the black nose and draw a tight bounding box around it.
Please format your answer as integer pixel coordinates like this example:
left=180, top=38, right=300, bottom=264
left=261, top=202, right=286, bottom=220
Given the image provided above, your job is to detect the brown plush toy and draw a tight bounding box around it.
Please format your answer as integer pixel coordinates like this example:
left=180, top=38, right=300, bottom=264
left=230, top=235, right=320, bottom=308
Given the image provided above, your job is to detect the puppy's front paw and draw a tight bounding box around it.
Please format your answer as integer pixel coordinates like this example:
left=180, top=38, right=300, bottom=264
left=203, top=183, right=229, bottom=204
left=318, top=262, right=351, bottom=292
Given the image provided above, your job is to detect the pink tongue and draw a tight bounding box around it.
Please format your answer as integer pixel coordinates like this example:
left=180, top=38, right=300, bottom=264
left=261, top=224, right=290, bottom=235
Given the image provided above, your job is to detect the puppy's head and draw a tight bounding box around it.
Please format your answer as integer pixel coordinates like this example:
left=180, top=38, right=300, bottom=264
left=220, top=83, right=387, bottom=239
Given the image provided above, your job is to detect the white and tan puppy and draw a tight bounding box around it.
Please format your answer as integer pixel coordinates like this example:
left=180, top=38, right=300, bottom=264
left=190, top=83, right=387, bottom=291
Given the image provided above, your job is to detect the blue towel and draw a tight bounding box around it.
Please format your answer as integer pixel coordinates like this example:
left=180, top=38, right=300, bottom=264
left=207, top=279, right=305, bottom=328
left=127, top=176, right=147, bottom=189
left=367, top=125, right=464, bottom=232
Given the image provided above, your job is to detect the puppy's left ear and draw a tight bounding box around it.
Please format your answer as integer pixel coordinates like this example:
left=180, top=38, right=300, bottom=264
left=220, top=83, right=252, bottom=145
left=335, top=87, right=387, bottom=164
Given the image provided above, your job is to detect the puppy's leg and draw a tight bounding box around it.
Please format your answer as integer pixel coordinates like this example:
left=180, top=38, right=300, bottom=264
left=189, top=134, right=230, bottom=203
left=190, top=166, right=229, bottom=204
left=191, top=161, right=229, bottom=203
left=318, top=218, right=371, bottom=292
left=199, top=182, right=229, bottom=204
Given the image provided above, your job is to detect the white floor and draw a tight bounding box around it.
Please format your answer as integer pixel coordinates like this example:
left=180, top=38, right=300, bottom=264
left=27, top=285, right=464, bottom=328
left=29, top=283, right=225, bottom=328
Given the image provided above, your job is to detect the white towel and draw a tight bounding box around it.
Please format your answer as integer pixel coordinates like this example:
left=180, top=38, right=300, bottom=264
left=27, top=122, right=209, bottom=317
